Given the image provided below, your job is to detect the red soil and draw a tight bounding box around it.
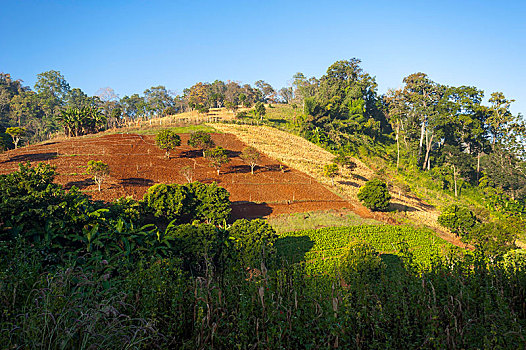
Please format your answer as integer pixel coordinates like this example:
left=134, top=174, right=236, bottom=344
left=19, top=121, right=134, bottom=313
left=0, top=133, right=352, bottom=219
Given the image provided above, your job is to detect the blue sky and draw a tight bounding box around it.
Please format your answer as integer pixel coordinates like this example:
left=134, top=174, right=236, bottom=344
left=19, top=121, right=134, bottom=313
left=1, top=0, right=525, bottom=114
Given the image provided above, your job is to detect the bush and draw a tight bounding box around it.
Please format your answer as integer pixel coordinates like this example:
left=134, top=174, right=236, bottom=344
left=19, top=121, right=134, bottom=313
left=437, top=204, right=478, bottom=236
left=155, top=129, right=181, bottom=158
left=167, top=223, right=229, bottom=275
left=357, top=178, right=391, bottom=211
left=228, top=219, right=278, bottom=269
left=142, top=182, right=231, bottom=225
left=143, top=183, right=193, bottom=222
left=465, top=222, right=517, bottom=256
left=185, top=181, right=231, bottom=225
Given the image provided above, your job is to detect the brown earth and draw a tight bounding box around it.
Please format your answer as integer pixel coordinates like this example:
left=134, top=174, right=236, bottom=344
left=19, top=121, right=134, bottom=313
left=0, top=133, right=354, bottom=219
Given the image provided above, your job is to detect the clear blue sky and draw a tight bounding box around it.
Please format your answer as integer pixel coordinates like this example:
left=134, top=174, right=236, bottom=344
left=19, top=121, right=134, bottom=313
left=1, top=0, right=525, bottom=114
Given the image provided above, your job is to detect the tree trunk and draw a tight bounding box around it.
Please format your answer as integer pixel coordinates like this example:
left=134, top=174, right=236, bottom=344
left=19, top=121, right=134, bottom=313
left=422, top=133, right=434, bottom=170
left=216, top=168, right=220, bottom=176
left=418, top=120, right=425, bottom=158
left=165, top=150, right=170, bottom=158
left=453, top=165, right=458, bottom=197
left=251, top=164, right=255, bottom=175
left=396, top=122, right=400, bottom=169
left=476, top=152, right=480, bottom=183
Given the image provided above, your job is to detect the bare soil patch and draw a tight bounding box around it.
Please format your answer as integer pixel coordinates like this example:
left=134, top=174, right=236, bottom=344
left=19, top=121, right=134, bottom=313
left=0, top=133, right=352, bottom=219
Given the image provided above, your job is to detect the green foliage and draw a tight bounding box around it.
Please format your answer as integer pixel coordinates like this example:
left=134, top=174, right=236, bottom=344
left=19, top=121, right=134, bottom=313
left=240, top=146, right=260, bottom=174
left=188, top=130, right=215, bottom=157
left=185, top=181, right=231, bottom=224
left=437, top=204, right=478, bottom=236
left=357, top=178, right=391, bottom=211
left=58, top=106, right=106, bottom=137
left=254, top=101, right=266, bottom=119
left=341, top=242, right=384, bottom=282
left=143, top=183, right=193, bottom=222
left=333, top=153, right=357, bottom=171
left=86, top=160, right=110, bottom=191
left=155, top=129, right=181, bottom=158
left=142, top=182, right=231, bottom=225
left=167, top=223, right=229, bottom=275
left=5, top=126, right=26, bottom=149
left=204, top=146, right=230, bottom=175
left=228, top=219, right=278, bottom=268
left=323, top=163, right=339, bottom=185
left=466, top=221, right=517, bottom=256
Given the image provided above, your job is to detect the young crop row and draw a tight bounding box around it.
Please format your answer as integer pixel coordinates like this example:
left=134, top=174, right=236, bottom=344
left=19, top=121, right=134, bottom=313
left=276, top=225, right=455, bottom=274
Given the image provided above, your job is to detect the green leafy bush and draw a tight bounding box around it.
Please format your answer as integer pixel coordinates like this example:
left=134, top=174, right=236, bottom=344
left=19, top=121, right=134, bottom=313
left=228, top=219, right=278, bottom=269
left=167, top=223, right=229, bottom=275
left=437, top=204, right=478, bottom=236
left=143, top=183, right=193, bottom=222
left=142, top=182, right=231, bottom=224
left=357, top=178, right=391, bottom=211
left=155, top=129, right=181, bottom=158
left=204, top=146, right=230, bottom=175
left=185, top=181, right=231, bottom=224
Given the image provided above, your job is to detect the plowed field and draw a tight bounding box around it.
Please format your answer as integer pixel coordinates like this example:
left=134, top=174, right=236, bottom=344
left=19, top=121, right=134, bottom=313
left=0, top=133, right=353, bottom=219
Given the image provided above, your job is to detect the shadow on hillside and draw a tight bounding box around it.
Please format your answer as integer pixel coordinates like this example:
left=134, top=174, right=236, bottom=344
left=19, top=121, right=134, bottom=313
left=338, top=180, right=360, bottom=187
left=227, top=165, right=253, bottom=174
left=65, top=178, right=94, bottom=190
left=275, top=236, right=315, bottom=264
left=265, top=164, right=289, bottom=173
left=389, top=203, right=418, bottom=212
left=351, top=174, right=368, bottom=182
left=231, top=201, right=273, bottom=220
left=180, top=149, right=202, bottom=158
left=268, top=118, right=287, bottom=125
left=226, top=150, right=241, bottom=158
left=120, top=177, right=155, bottom=187
left=3, top=152, right=58, bottom=163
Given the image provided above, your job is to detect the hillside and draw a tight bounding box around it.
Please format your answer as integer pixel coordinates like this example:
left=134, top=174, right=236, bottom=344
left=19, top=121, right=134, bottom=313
left=0, top=128, right=352, bottom=219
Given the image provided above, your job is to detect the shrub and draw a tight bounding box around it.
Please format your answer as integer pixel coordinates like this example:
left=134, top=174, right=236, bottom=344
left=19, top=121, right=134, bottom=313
left=228, top=219, right=278, bottom=269
left=357, top=178, right=391, bottom=211
left=155, top=129, right=181, bottom=158
left=143, top=183, right=193, bottom=222
left=185, top=181, right=231, bottom=225
left=437, top=204, right=478, bottom=236
left=188, top=131, right=215, bottom=157
left=167, top=223, right=229, bottom=275
left=465, top=221, right=517, bottom=256
left=142, top=182, right=231, bottom=225
left=86, top=160, right=110, bottom=191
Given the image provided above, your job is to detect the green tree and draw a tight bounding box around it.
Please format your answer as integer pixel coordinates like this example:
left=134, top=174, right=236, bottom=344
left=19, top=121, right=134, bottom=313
left=254, top=101, right=266, bottom=120
left=188, top=131, right=215, bottom=157
left=437, top=205, right=478, bottom=236
left=466, top=222, right=517, bottom=256
left=155, top=129, right=181, bottom=158
left=5, top=126, right=26, bottom=149
left=205, top=147, right=230, bottom=175
left=357, top=178, right=391, bottom=211
left=323, top=163, right=339, bottom=186
left=341, top=242, right=384, bottom=283
left=86, top=160, right=110, bottom=191
left=240, top=146, right=261, bottom=175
